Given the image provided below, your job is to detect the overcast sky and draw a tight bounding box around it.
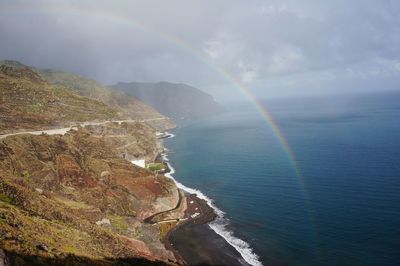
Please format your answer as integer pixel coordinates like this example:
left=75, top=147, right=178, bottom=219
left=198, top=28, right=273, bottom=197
left=1, top=0, right=400, bottom=101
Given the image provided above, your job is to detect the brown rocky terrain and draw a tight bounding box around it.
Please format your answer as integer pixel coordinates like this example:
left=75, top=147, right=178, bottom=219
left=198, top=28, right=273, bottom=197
left=0, top=60, right=195, bottom=265
left=0, top=60, right=179, bottom=265
left=0, top=122, right=184, bottom=265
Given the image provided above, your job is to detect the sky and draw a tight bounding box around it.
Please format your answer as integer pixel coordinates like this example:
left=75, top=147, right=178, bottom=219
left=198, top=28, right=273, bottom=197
left=1, top=0, right=400, bottom=102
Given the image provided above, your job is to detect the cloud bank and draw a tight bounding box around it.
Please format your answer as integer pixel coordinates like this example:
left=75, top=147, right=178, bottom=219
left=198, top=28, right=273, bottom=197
left=1, top=0, right=400, bottom=100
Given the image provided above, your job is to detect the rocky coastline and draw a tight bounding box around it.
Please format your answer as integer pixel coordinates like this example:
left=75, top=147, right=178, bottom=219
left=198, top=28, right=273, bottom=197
left=0, top=60, right=246, bottom=265
left=0, top=120, right=247, bottom=265
left=157, top=143, right=248, bottom=266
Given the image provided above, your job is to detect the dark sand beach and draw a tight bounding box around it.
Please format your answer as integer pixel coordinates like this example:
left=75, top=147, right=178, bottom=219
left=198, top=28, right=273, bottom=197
left=157, top=150, right=250, bottom=265
left=165, top=194, right=248, bottom=266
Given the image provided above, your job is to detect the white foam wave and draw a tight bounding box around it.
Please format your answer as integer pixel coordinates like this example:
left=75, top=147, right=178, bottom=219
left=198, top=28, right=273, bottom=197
left=161, top=153, right=169, bottom=162
left=163, top=152, right=262, bottom=266
left=165, top=132, right=176, bottom=138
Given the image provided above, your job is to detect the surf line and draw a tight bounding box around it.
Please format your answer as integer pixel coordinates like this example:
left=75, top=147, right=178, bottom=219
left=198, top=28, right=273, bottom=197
left=161, top=135, right=262, bottom=266
left=75, top=6, right=319, bottom=262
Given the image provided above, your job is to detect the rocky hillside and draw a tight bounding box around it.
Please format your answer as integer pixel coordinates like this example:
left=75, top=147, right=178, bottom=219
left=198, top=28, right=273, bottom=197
left=110, top=82, right=224, bottom=120
left=0, top=64, right=117, bottom=134
left=0, top=122, right=183, bottom=265
left=0, top=61, right=187, bottom=265
left=0, top=61, right=175, bottom=133
left=38, top=69, right=172, bottom=122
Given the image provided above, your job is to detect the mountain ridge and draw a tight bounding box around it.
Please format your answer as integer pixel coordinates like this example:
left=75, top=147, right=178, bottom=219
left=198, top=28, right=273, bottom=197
left=0, top=63, right=116, bottom=134
left=0, top=60, right=175, bottom=133
left=111, top=81, right=224, bottom=120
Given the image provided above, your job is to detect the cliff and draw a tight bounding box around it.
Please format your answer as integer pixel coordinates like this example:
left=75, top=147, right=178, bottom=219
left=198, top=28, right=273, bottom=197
left=110, top=82, right=224, bottom=120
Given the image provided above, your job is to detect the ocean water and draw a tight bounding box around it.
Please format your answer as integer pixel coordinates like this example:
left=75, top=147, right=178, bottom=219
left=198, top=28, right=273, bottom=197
left=164, top=92, right=400, bottom=266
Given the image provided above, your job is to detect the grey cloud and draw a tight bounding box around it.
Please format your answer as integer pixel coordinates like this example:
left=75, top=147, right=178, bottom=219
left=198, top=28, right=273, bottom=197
left=1, top=0, right=400, bottom=100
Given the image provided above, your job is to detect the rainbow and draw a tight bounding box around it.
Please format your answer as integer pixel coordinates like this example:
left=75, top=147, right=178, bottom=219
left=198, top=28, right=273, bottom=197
left=117, top=11, right=303, bottom=179
left=1, top=2, right=302, bottom=176
left=32, top=4, right=304, bottom=178
left=1, top=4, right=318, bottom=264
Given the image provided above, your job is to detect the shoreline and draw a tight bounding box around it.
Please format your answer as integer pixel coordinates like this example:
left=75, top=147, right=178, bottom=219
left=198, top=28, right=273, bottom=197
left=1, top=122, right=260, bottom=265
left=0, top=121, right=253, bottom=265
left=159, top=133, right=261, bottom=266
left=161, top=193, right=217, bottom=264
left=164, top=194, right=247, bottom=266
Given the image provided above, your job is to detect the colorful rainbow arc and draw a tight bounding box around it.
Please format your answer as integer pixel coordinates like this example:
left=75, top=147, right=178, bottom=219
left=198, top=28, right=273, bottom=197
left=68, top=5, right=303, bottom=179
left=1, top=2, right=305, bottom=183
left=2, top=3, right=320, bottom=261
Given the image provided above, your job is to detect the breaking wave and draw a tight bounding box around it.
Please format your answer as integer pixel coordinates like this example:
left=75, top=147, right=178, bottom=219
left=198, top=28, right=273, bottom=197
left=162, top=134, right=262, bottom=266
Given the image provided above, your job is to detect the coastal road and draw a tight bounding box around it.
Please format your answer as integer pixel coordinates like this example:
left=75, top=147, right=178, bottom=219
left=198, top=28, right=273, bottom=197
left=0, top=117, right=187, bottom=226
left=0, top=117, right=170, bottom=140
left=144, top=189, right=185, bottom=224
left=153, top=218, right=188, bottom=225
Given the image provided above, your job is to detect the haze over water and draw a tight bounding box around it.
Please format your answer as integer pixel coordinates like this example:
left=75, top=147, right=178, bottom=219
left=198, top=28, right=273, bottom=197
left=165, top=91, right=400, bottom=265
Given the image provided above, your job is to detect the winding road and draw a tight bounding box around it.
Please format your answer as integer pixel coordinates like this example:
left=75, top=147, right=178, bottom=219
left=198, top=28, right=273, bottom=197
left=144, top=189, right=185, bottom=224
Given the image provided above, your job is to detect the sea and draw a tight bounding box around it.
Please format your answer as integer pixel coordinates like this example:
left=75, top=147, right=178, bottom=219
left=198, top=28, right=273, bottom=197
left=164, top=91, right=400, bottom=266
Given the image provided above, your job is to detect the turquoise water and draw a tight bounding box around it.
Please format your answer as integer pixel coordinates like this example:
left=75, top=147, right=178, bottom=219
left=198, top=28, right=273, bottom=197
left=165, top=92, right=400, bottom=265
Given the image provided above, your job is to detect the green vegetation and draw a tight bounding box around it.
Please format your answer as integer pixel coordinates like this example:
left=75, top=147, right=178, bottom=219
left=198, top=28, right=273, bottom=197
left=107, top=215, right=129, bottom=234
left=146, top=163, right=165, bottom=172
left=158, top=222, right=176, bottom=240
left=0, top=193, right=12, bottom=204
left=53, top=197, right=93, bottom=210
left=65, top=246, right=77, bottom=254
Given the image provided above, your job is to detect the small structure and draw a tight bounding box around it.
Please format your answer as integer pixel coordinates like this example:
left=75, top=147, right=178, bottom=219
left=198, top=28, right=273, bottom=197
left=131, top=159, right=146, bottom=168
left=146, top=162, right=165, bottom=173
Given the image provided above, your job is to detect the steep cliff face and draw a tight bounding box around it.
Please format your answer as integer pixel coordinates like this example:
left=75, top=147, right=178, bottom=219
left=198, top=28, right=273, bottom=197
left=110, top=81, right=224, bottom=120
left=0, top=123, right=180, bottom=265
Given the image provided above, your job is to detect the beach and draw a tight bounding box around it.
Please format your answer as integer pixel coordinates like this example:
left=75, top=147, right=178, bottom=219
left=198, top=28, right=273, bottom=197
left=166, top=194, right=248, bottom=266
left=158, top=141, right=254, bottom=266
